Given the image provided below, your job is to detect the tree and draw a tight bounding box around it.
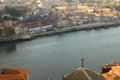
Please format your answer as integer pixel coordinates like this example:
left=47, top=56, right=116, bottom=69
left=4, top=6, right=28, bottom=17
left=0, top=27, right=3, bottom=36
left=51, top=5, right=57, bottom=9
left=102, top=3, right=120, bottom=11
left=4, top=27, right=15, bottom=36
left=25, top=0, right=36, bottom=5
left=66, top=0, right=73, bottom=3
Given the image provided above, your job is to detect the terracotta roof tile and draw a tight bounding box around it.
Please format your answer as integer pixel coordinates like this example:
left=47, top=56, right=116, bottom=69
left=0, top=74, right=25, bottom=80
left=102, top=66, right=120, bottom=80
left=0, top=68, right=29, bottom=80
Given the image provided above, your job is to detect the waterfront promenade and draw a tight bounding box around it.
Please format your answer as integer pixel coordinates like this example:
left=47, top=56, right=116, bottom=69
left=0, top=21, right=120, bottom=43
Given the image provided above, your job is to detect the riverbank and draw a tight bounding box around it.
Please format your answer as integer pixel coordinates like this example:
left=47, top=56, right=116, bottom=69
left=0, top=34, right=32, bottom=43
left=0, top=21, right=120, bottom=43
left=31, top=21, right=120, bottom=37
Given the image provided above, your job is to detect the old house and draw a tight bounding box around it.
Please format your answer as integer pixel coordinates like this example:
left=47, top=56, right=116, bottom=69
left=14, top=26, right=21, bottom=34
left=56, top=20, right=69, bottom=28
left=0, top=1, right=5, bottom=10
left=2, top=15, right=18, bottom=27
left=41, top=25, right=54, bottom=32
left=20, top=21, right=54, bottom=34
left=21, top=22, right=39, bottom=34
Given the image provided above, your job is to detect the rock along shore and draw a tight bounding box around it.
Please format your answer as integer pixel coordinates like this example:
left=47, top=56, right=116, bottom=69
left=0, top=21, right=120, bottom=43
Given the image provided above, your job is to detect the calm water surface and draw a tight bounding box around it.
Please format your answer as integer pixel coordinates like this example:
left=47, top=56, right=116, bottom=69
left=0, top=27, right=120, bottom=80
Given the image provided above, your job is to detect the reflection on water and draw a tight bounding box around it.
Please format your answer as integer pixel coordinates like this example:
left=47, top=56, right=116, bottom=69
left=0, top=43, right=16, bottom=53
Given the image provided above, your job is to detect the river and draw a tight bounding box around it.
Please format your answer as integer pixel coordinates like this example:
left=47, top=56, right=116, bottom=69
left=0, top=27, right=120, bottom=80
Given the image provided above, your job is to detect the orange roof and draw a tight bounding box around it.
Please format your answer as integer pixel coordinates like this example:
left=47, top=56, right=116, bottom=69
left=0, top=74, right=25, bottom=80
left=0, top=68, right=29, bottom=80
left=102, top=66, right=120, bottom=80
left=13, top=68, right=29, bottom=75
left=22, top=22, right=42, bottom=28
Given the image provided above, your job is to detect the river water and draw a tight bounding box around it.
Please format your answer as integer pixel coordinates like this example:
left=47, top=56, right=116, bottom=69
left=0, top=27, right=120, bottom=80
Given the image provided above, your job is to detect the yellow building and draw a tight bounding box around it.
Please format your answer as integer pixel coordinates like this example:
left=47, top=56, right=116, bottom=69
left=55, top=6, right=67, bottom=10
left=0, top=0, right=4, bottom=2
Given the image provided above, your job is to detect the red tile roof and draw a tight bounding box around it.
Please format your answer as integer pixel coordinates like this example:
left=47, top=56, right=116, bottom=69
left=102, top=66, right=120, bottom=80
left=22, top=22, right=42, bottom=28
left=0, top=68, right=29, bottom=80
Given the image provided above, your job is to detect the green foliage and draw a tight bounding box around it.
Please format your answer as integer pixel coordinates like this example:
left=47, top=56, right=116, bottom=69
left=102, top=3, right=120, bottom=11
left=51, top=5, right=57, bottom=9
left=102, top=3, right=117, bottom=8
left=25, top=0, right=36, bottom=5
left=0, top=29, right=3, bottom=36
left=4, top=6, right=28, bottom=17
left=66, top=0, right=73, bottom=3
left=4, top=27, right=15, bottom=36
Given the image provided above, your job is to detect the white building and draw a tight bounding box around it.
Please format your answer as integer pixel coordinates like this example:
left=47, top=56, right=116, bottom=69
left=29, top=27, right=41, bottom=34
left=57, top=20, right=69, bottom=28
left=0, top=3, right=5, bottom=10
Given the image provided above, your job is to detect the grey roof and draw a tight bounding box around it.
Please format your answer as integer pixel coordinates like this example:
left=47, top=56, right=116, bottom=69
left=63, top=67, right=105, bottom=80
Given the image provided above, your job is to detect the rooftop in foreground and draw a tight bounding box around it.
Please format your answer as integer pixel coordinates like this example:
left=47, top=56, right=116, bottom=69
left=102, top=66, right=120, bottom=80
left=0, top=68, right=29, bottom=80
left=63, top=67, right=105, bottom=80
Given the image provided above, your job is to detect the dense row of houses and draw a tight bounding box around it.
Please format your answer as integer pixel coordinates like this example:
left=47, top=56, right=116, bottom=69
left=14, top=19, right=83, bottom=35
left=1, top=11, right=118, bottom=36
left=0, top=0, right=119, bottom=37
